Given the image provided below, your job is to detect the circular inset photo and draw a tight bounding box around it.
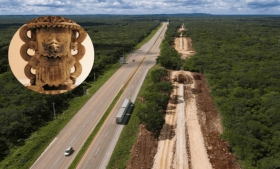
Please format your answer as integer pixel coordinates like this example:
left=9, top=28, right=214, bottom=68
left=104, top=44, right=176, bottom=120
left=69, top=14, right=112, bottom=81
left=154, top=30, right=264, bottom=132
left=8, top=16, right=94, bottom=94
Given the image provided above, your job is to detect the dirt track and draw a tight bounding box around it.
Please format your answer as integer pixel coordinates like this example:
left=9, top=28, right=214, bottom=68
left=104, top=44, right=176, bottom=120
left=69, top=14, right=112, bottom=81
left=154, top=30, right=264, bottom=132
left=126, top=25, right=240, bottom=169
left=152, top=71, right=213, bottom=169
left=174, top=37, right=195, bottom=59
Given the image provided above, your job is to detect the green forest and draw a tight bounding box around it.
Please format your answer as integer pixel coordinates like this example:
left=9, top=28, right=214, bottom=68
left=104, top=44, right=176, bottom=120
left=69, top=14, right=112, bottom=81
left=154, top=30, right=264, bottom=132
left=136, top=67, right=173, bottom=137
left=180, top=16, right=280, bottom=169
left=0, top=15, right=163, bottom=164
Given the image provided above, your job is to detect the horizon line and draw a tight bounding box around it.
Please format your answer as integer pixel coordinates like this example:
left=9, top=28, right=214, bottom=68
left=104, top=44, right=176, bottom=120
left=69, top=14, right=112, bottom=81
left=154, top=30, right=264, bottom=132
left=0, top=13, right=280, bottom=16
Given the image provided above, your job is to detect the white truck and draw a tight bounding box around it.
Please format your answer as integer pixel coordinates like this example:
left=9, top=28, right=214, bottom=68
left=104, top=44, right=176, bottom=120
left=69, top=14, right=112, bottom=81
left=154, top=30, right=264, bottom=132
left=116, top=98, right=132, bottom=124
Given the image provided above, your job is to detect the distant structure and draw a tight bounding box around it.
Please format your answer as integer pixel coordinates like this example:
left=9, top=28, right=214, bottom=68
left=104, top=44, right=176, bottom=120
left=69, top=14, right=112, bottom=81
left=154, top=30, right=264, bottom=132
left=120, top=57, right=124, bottom=65
left=19, top=16, right=86, bottom=94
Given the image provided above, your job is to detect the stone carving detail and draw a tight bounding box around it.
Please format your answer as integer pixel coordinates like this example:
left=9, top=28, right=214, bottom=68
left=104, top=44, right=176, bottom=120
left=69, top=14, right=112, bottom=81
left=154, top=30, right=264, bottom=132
left=19, top=16, right=86, bottom=93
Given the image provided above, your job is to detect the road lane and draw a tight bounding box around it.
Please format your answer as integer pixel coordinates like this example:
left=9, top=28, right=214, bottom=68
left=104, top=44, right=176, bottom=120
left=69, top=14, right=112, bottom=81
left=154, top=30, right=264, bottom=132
left=31, top=22, right=168, bottom=169
left=76, top=22, right=168, bottom=169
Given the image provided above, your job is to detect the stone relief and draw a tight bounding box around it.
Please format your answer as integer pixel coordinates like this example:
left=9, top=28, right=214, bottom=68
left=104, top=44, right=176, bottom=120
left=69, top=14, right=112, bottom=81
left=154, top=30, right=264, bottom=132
left=19, top=16, right=86, bottom=94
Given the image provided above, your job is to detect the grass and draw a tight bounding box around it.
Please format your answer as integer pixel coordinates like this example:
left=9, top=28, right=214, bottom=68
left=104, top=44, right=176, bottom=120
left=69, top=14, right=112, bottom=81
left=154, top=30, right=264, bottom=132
left=107, top=64, right=160, bottom=168
left=0, top=63, right=120, bottom=169
left=135, top=23, right=162, bottom=49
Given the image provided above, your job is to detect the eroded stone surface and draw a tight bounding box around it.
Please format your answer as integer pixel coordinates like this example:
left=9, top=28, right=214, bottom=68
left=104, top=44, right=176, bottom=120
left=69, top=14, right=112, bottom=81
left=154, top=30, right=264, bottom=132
left=19, top=16, right=86, bottom=94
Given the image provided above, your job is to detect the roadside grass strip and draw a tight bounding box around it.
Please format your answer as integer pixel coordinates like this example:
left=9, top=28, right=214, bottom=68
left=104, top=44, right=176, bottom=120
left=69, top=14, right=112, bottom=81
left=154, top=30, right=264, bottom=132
left=107, top=64, right=160, bottom=168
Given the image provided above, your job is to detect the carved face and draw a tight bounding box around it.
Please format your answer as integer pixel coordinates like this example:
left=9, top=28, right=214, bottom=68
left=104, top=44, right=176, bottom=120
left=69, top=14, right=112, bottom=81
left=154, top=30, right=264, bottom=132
left=33, top=27, right=75, bottom=89
left=37, top=27, right=71, bottom=57
left=15, top=16, right=89, bottom=94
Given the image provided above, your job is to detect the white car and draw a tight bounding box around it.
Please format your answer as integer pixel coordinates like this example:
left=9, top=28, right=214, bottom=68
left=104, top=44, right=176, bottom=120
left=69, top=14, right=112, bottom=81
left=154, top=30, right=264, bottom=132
left=64, top=147, right=73, bottom=156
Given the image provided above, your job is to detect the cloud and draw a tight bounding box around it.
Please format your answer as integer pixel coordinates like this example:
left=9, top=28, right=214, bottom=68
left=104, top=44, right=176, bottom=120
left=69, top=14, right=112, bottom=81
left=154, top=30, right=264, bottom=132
left=0, top=0, right=279, bottom=15
left=246, top=0, right=280, bottom=9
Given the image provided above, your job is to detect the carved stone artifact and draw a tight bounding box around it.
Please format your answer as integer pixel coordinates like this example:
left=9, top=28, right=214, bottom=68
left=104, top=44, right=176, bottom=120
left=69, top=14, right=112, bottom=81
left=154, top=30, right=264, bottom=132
left=19, top=16, right=86, bottom=94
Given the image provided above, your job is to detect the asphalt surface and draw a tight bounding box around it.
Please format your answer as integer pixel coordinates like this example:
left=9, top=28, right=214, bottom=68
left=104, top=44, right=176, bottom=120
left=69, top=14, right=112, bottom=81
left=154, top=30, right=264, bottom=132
left=30, top=22, right=168, bottom=169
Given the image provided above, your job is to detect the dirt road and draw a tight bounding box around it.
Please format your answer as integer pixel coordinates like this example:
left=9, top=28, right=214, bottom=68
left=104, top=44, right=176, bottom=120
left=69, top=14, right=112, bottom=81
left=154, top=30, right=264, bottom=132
left=174, top=37, right=195, bottom=59
left=174, top=84, right=188, bottom=169
left=183, top=71, right=212, bottom=169
left=152, top=71, right=212, bottom=169
left=152, top=78, right=178, bottom=169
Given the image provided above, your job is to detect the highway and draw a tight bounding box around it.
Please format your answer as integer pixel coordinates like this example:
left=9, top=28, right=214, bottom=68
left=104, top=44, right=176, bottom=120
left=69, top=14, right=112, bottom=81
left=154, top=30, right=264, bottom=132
left=30, top=22, right=168, bottom=169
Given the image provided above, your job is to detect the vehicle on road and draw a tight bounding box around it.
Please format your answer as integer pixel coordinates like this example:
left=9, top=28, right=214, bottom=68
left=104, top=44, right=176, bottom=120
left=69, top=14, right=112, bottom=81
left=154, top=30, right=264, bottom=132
left=64, top=147, right=73, bottom=156
left=116, top=98, right=132, bottom=123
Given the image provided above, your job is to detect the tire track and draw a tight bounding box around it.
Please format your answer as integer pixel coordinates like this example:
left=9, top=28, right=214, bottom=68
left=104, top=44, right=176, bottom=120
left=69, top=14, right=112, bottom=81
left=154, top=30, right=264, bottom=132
left=160, top=81, right=177, bottom=169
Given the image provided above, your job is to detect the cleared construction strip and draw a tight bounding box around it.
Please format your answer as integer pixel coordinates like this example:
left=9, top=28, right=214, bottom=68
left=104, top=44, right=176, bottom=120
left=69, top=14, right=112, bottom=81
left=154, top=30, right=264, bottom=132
left=152, top=71, right=212, bottom=169
left=152, top=76, right=177, bottom=169
left=175, top=84, right=188, bottom=169
left=184, top=71, right=212, bottom=169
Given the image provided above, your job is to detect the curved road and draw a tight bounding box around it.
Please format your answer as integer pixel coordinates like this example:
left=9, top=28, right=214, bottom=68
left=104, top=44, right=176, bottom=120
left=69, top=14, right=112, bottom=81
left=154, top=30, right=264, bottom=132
left=30, top=22, right=168, bottom=169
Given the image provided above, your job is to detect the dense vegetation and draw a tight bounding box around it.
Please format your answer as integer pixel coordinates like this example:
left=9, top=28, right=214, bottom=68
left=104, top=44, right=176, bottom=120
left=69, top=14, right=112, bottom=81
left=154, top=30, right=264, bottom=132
left=136, top=67, right=173, bottom=137
left=182, top=16, right=280, bottom=169
left=0, top=15, right=161, bottom=163
left=157, top=21, right=182, bottom=70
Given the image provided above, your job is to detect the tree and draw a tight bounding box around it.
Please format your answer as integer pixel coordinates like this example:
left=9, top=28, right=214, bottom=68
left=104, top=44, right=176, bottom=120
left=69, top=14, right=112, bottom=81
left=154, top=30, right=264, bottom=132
left=150, top=68, right=168, bottom=83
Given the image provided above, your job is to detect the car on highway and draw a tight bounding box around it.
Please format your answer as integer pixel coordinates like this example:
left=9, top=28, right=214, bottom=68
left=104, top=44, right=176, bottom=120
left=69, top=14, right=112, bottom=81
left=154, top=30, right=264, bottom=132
left=64, top=147, right=73, bottom=156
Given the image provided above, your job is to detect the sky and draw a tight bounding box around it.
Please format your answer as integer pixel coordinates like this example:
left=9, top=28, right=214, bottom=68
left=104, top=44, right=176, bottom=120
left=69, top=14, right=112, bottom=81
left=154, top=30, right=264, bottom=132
left=0, top=0, right=279, bottom=15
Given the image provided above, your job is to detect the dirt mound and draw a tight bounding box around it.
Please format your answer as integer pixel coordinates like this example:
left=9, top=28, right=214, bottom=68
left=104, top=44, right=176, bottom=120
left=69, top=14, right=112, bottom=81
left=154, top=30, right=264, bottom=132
left=193, top=72, right=240, bottom=169
left=126, top=124, right=158, bottom=169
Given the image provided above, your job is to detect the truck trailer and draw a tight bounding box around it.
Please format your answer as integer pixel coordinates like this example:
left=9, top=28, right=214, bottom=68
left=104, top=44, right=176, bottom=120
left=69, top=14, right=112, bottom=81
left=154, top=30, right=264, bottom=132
left=116, top=98, right=131, bottom=124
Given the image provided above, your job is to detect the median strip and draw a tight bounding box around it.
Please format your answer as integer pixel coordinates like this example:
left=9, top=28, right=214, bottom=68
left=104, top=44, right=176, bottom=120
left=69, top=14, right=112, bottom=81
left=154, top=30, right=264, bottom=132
left=69, top=55, right=147, bottom=169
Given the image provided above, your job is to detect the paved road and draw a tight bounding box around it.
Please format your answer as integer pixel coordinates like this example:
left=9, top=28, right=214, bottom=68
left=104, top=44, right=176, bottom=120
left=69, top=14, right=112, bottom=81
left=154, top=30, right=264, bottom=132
left=76, top=22, right=168, bottom=169
left=30, top=22, right=168, bottom=169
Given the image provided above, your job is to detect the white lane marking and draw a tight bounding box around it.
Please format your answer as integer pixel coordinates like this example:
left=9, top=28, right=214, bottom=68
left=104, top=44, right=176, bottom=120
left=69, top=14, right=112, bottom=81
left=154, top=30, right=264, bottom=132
left=95, top=147, right=100, bottom=157
left=70, top=137, right=76, bottom=144
left=83, top=121, right=89, bottom=128
left=112, top=86, right=115, bottom=89
left=92, top=110, right=96, bottom=116
left=53, top=156, right=61, bottom=165
left=105, top=131, right=109, bottom=138
left=106, top=93, right=109, bottom=97
left=101, top=100, right=104, bottom=104
left=98, top=126, right=122, bottom=169
left=63, top=139, right=65, bottom=143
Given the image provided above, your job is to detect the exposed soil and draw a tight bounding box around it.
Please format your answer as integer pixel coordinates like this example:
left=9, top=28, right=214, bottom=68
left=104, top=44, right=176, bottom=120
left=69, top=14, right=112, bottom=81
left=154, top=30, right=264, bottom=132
left=193, top=72, right=240, bottom=169
left=126, top=71, right=240, bottom=169
left=174, top=37, right=195, bottom=59
left=126, top=25, right=240, bottom=169
left=152, top=72, right=179, bottom=169
left=126, top=124, right=158, bottom=169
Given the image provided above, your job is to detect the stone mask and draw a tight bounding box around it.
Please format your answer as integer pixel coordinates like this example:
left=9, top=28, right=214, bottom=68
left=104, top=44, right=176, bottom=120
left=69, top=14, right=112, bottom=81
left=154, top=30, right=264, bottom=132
left=19, top=16, right=86, bottom=94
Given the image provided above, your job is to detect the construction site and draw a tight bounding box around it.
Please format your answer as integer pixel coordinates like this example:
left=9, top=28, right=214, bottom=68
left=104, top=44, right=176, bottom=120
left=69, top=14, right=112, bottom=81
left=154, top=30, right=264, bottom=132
left=126, top=25, right=240, bottom=169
